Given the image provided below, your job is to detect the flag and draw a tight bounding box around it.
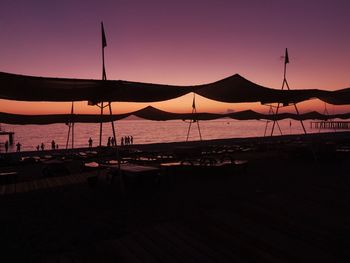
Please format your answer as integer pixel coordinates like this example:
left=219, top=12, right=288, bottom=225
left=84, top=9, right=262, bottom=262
left=101, top=22, right=107, bottom=48
left=285, top=48, right=289, bottom=64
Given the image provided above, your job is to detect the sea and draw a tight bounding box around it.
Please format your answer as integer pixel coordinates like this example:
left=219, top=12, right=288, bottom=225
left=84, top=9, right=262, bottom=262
left=0, top=119, right=339, bottom=153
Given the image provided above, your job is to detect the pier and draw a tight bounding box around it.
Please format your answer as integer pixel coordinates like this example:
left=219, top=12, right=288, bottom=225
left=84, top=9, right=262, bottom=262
left=310, top=121, right=350, bottom=129
left=0, top=131, right=15, bottom=145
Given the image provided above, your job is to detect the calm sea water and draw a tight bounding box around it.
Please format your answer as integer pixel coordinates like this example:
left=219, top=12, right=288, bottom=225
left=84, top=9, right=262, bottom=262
left=0, top=119, right=338, bottom=152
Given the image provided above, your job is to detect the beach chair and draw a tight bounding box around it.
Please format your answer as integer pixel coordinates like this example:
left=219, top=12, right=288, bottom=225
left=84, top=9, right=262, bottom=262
left=0, top=171, right=18, bottom=192
left=41, top=159, right=70, bottom=178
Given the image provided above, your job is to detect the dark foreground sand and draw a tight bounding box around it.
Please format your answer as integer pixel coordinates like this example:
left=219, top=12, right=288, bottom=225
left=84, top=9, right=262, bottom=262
left=1, top=132, right=350, bottom=262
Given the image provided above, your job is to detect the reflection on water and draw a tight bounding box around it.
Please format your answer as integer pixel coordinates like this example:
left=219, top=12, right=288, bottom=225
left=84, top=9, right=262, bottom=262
left=0, top=119, right=339, bottom=152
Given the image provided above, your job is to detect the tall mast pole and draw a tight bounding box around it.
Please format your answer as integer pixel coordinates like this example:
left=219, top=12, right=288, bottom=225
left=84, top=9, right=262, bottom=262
left=71, top=102, right=74, bottom=148
left=271, top=48, right=306, bottom=135
left=65, top=101, right=74, bottom=149
left=99, top=22, right=107, bottom=146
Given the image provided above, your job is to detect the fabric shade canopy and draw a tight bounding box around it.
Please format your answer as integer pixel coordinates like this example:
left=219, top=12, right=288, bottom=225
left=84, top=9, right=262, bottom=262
left=0, top=111, right=129, bottom=125
left=195, top=74, right=325, bottom=105
left=0, top=106, right=348, bottom=125
left=0, top=72, right=195, bottom=103
left=0, top=71, right=349, bottom=105
left=318, top=87, right=350, bottom=105
left=132, top=106, right=223, bottom=121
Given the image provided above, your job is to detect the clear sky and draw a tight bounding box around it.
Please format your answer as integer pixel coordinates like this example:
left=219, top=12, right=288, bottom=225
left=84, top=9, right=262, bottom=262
left=1, top=0, right=349, bottom=115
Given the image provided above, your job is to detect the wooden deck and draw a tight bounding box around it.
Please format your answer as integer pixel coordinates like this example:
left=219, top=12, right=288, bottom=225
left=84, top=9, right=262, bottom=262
left=1, top=133, right=350, bottom=262
left=0, top=173, right=89, bottom=195
left=32, top=164, right=350, bottom=262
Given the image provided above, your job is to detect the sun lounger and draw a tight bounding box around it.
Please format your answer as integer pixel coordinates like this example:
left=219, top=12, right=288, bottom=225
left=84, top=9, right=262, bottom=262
left=41, top=159, right=70, bottom=177
left=0, top=171, right=18, bottom=192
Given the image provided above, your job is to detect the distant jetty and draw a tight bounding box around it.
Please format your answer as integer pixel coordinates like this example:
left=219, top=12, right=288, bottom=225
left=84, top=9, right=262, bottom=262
left=0, top=130, right=14, bottom=145
left=310, top=121, right=350, bottom=129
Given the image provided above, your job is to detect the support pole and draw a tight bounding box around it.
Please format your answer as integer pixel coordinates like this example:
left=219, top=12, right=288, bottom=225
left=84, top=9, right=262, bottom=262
left=66, top=101, right=74, bottom=149
left=186, top=93, right=202, bottom=141
left=196, top=117, right=202, bottom=140
left=271, top=48, right=306, bottom=136
left=285, top=80, right=306, bottom=134
left=99, top=21, right=107, bottom=147
left=101, top=22, right=121, bottom=185
left=99, top=102, right=104, bottom=146
left=108, top=102, right=117, bottom=146
left=264, top=105, right=282, bottom=136
left=65, top=123, right=71, bottom=149
left=9, top=133, right=14, bottom=145
left=186, top=120, right=192, bottom=142
left=71, top=102, right=75, bottom=148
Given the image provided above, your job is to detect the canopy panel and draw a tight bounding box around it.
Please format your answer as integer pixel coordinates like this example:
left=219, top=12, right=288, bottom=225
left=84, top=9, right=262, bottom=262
left=0, top=106, right=348, bottom=125
left=195, top=74, right=330, bottom=105
left=0, top=71, right=349, bottom=105
left=317, top=88, right=350, bottom=105
left=0, top=72, right=195, bottom=102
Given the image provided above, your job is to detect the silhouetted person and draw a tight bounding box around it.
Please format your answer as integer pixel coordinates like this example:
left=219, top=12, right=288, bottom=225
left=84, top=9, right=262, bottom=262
left=56, top=144, right=59, bottom=149
left=41, top=143, right=45, bottom=151
left=111, top=136, right=115, bottom=146
left=121, top=137, right=124, bottom=146
left=4, top=140, right=8, bottom=153
left=88, top=137, right=93, bottom=148
left=36, top=145, right=40, bottom=151
left=130, top=135, right=133, bottom=145
left=16, top=142, right=21, bottom=152
left=51, top=140, right=56, bottom=150
left=107, top=137, right=111, bottom=147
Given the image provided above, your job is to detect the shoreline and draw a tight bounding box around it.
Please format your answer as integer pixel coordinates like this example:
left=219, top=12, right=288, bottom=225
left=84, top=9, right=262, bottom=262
left=2, top=130, right=350, bottom=158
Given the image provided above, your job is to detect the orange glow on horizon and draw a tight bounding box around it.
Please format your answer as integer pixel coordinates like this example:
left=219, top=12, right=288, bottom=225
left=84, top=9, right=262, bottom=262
left=1, top=95, right=349, bottom=116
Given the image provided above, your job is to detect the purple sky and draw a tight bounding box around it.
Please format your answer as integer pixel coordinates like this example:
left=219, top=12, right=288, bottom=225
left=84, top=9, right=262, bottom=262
left=1, top=0, right=349, bottom=114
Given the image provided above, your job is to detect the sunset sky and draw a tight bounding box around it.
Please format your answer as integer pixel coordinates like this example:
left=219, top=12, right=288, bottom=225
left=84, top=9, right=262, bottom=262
left=1, top=0, right=349, bottom=115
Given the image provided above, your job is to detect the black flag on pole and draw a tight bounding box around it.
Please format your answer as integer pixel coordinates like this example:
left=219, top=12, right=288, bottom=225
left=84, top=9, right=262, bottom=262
left=285, top=48, right=289, bottom=64
left=101, top=22, right=107, bottom=48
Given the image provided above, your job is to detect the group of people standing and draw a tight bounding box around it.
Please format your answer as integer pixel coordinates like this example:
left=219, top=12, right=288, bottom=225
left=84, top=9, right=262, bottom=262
left=2, top=135, right=135, bottom=153
left=2, top=140, right=59, bottom=153
left=2, top=140, right=21, bottom=153
left=35, top=140, right=58, bottom=151
left=121, top=135, right=133, bottom=146
left=87, top=135, right=134, bottom=148
left=107, top=136, right=116, bottom=147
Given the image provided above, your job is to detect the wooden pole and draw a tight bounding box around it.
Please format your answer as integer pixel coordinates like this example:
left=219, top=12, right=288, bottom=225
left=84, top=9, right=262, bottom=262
left=71, top=102, right=74, bottom=148
left=65, top=102, right=74, bottom=149
left=99, top=102, right=104, bottom=146
left=271, top=48, right=306, bottom=136
left=109, top=102, right=117, bottom=146
left=99, top=22, right=106, bottom=147
left=186, top=93, right=202, bottom=141
left=264, top=105, right=282, bottom=136
left=285, top=80, right=306, bottom=134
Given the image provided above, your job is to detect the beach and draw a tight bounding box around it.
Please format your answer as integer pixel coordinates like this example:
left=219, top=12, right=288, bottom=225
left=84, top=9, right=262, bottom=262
left=0, top=119, right=324, bottom=153
left=1, top=131, right=350, bottom=262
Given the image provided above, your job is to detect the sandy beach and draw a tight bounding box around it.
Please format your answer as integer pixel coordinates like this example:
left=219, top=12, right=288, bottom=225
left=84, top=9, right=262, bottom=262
left=1, top=131, right=350, bottom=262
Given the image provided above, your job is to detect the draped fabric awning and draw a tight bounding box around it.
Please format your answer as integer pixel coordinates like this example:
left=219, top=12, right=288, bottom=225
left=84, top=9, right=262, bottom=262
left=0, top=111, right=130, bottom=125
left=0, top=106, right=348, bottom=125
left=318, top=87, right=350, bottom=105
left=131, top=106, right=224, bottom=121
left=195, top=74, right=326, bottom=104
left=0, top=71, right=349, bottom=105
left=0, top=72, right=195, bottom=103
